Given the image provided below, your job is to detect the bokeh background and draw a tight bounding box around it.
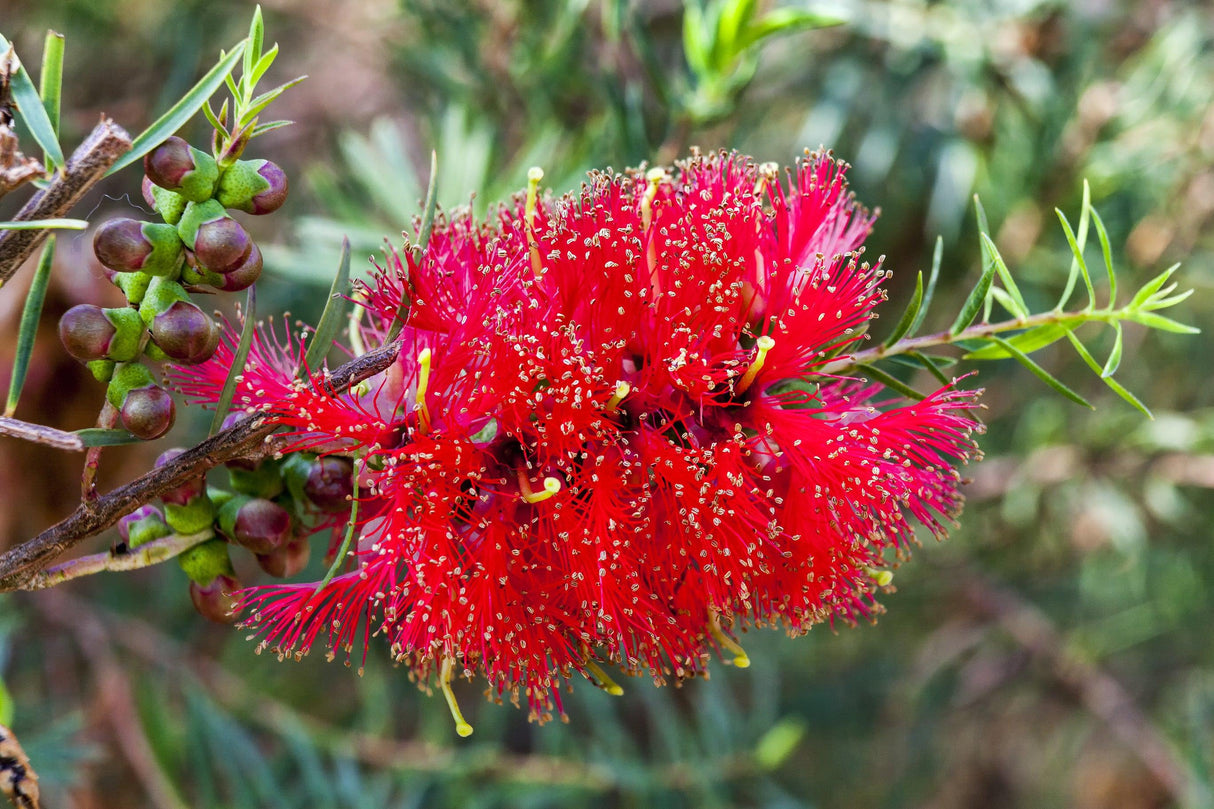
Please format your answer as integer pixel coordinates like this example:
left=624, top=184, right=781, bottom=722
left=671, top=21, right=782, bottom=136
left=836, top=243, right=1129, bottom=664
left=1, top=0, right=1212, bottom=806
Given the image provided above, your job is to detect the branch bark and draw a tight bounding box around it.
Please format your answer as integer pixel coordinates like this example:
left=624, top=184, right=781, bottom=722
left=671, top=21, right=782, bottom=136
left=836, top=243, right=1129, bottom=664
left=0, top=339, right=401, bottom=591
left=0, top=117, right=131, bottom=285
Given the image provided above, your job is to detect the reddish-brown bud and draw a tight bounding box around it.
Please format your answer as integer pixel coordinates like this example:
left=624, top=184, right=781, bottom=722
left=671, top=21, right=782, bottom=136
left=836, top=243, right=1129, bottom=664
left=256, top=537, right=310, bottom=578
left=149, top=301, right=220, bottom=365
left=304, top=456, right=354, bottom=512
left=189, top=573, right=241, bottom=624
left=120, top=384, right=176, bottom=440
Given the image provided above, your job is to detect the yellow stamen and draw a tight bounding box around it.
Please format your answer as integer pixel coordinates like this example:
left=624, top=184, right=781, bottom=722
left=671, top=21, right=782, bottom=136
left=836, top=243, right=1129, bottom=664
left=585, top=661, right=624, bottom=696
left=640, top=167, right=666, bottom=232
left=709, top=614, right=750, bottom=668
left=865, top=566, right=894, bottom=587
left=606, top=381, right=631, bottom=411
left=526, top=166, right=544, bottom=279
left=736, top=335, right=776, bottom=395
left=415, top=348, right=432, bottom=433
left=440, top=658, right=474, bottom=737
left=520, top=473, right=562, bottom=504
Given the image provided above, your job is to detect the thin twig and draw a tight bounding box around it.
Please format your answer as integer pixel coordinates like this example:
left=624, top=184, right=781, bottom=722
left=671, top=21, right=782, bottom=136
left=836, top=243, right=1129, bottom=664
left=23, top=530, right=214, bottom=590
left=0, top=415, right=83, bottom=451
left=81, top=400, right=118, bottom=500
left=0, top=117, right=131, bottom=285
left=0, top=339, right=401, bottom=592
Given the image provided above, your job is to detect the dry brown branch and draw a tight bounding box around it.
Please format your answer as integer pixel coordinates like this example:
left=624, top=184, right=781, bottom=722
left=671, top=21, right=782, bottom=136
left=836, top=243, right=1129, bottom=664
left=0, top=339, right=401, bottom=591
left=0, top=117, right=131, bottom=285
left=24, top=530, right=214, bottom=589
left=0, top=415, right=84, bottom=451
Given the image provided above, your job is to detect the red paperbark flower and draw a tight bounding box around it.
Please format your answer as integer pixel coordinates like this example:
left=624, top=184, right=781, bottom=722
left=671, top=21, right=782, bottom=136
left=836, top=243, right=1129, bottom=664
left=175, top=149, right=981, bottom=730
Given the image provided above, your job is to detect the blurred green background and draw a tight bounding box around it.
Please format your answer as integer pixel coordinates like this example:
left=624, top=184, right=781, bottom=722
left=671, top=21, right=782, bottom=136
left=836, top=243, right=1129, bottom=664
left=1, top=0, right=1212, bottom=806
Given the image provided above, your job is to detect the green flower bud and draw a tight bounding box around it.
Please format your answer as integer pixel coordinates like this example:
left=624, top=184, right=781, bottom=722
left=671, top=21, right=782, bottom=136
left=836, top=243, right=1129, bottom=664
left=138, top=276, right=191, bottom=327
left=218, top=495, right=291, bottom=555
left=145, top=136, right=219, bottom=203
left=176, top=199, right=227, bottom=250
left=93, top=219, right=184, bottom=277
left=216, top=159, right=288, bottom=215
left=227, top=457, right=285, bottom=500
left=87, top=359, right=115, bottom=382
left=143, top=176, right=187, bottom=225
left=118, top=505, right=171, bottom=549
left=111, top=271, right=152, bottom=305
left=194, top=217, right=253, bottom=275
left=119, top=384, right=176, bottom=440
left=144, top=341, right=171, bottom=362
left=164, top=493, right=215, bottom=534
left=177, top=538, right=233, bottom=586
left=189, top=573, right=241, bottom=623
left=105, top=362, right=156, bottom=409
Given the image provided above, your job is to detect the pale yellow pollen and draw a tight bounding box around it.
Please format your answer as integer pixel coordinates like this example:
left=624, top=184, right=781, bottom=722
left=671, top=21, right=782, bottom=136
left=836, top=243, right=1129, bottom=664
left=736, top=335, right=776, bottom=395
left=865, top=566, right=894, bottom=587
left=440, top=657, right=474, bottom=737
left=606, top=380, right=631, bottom=411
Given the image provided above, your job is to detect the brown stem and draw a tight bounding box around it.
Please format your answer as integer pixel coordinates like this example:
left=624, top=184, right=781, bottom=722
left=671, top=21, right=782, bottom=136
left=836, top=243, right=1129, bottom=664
left=0, top=339, right=401, bottom=592
left=0, top=722, right=41, bottom=809
left=23, top=530, right=214, bottom=590
left=0, top=117, right=131, bottom=285
left=0, top=415, right=83, bottom=451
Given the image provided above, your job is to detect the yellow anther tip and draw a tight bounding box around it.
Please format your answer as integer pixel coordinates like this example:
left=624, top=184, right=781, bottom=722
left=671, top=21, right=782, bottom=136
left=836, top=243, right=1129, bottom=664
left=542, top=476, right=561, bottom=494
left=528, top=167, right=545, bottom=182
left=875, top=571, right=894, bottom=587
left=606, top=684, right=624, bottom=696
left=732, top=655, right=751, bottom=669
left=756, top=335, right=776, bottom=351
left=646, top=167, right=666, bottom=182
left=615, top=381, right=631, bottom=397
left=456, top=722, right=474, bottom=737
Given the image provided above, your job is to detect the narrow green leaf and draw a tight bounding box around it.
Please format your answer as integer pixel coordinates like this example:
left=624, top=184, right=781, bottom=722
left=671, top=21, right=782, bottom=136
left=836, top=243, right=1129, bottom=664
left=980, top=233, right=1028, bottom=319
left=1128, top=263, right=1179, bottom=310
left=1104, top=377, right=1153, bottom=419
left=202, top=101, right=226, bottom=134
left=963, top=322, right=1072, bottom=360
left=210, top=285, right=257, bottom=435
left=1055, top=208, right=1095, bottom=310
left=6, top=237, right=54, bottom=416
left=249, top=120, right=293, bottom=137
left=908, top=236, right=942, bottom=336
left=716, top=0, right=757, bottom=62
left=105, top=43, right=246, bottom=176
left=38, top=31, right=65, bottom=171
left=856, top=362, right=926, bottom=401
left=302, top=238, right=351, bottom=374
left=1142, top=288, right=1195, bottom=311
left=75, top=428, right=142, bottom=446
left=988, top=287, right=1024, bottom=320
left=1089, top=206, right=1116, bottom=305
left=949, top=254, right=996, bottom=334
left=244, top=5, right=264, bottom=80
left=0, top=218, right=87, bottom=230
left=237, top=76, right=306, bottom=128
left=248, top=44, right=279, bottom=88
left=0, top=35, right=65, bottom=169
left=1056, top=181, right=1091, bottom=310
left=988, top=335, right=1092, bottom=408
left=682, top=2, right=711, bottom=76
left=907, top=351, right=952, bottom=387
left=883, top=271, right=922, bottom=347
left=740, top=8, right=845, bottom=50
left=1101, top=322, right=1123, bottom=378
left=1063, top=328, right=1152, bottom=418
left=974, top=194, right=991, bottom=237
left=888, top=352, right=957, bottom=370
left=1125, top=310, right=1200, bottom=334
left=224, top=68, right=241, bottom=102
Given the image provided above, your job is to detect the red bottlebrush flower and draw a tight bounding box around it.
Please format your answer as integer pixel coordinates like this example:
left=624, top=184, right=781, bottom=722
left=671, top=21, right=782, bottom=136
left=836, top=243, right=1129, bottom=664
left=189, top=149, right=982, bottom=730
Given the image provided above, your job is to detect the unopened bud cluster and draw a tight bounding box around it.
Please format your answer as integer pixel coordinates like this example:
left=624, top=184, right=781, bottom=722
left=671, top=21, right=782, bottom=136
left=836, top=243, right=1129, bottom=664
left=117, top=439, right=353, bottom=623
left=59, top=135, right=287, bottom=439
